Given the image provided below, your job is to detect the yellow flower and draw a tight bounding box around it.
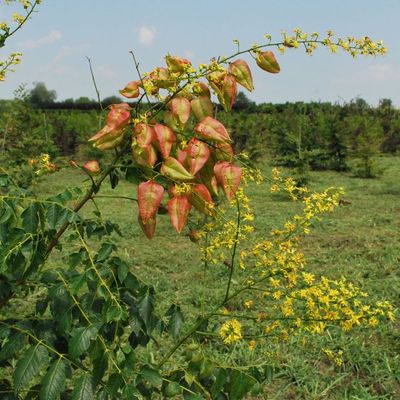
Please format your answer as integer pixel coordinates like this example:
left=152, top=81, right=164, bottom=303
left=219, top=319, right=242, bottom=345
left=249, top=340, right=256, bottom=351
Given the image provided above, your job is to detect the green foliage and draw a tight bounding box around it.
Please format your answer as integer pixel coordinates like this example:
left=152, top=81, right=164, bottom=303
left=28, top=82, right=57, bottom=107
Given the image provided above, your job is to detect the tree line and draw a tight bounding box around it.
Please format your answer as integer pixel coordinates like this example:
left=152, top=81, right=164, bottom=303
left=1, top=83, right=399, bottom=179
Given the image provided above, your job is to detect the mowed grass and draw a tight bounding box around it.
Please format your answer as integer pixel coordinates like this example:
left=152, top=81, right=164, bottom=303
left=35, top=155, right=400, bottom=399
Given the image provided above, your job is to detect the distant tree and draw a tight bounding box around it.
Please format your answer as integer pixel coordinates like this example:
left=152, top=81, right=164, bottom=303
left=377, top=98, right=400, bottom=153
left=102, top=95, right=122, bottom=106
left=75, top=96, right=95, bottom=104
left=29, top=82, right=57, bottom=106
left=233, top=91, right=256, bottom=111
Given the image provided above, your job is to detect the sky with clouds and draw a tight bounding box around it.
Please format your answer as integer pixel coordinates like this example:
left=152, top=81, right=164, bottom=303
left=1, top=0, right=400, bottom=106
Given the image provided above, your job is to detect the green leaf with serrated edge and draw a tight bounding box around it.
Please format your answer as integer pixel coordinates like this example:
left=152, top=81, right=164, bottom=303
left=46, top=203, right=63, bottom=230
left=117, top=260, right=128, bottom=283
left=21, top=203, right=39, bottom=233
left=71, top=373, right=93, bottom=400
left=0, top=332, right=27, bottom=362
left=168, top=306, right=184, bottom=339
left=211, top=368, right=228, bottom=398
left=138, top=288, right=154, bottom=329
left=228, top=369, right=257, bottom=400
left=106, top=373, right=122, bottom=396
left=139, top=366, right=162, bottom=387
left=92, top=352, right=108, bottom=388
left=96, top=242, right=115, bottom=262
left=13, top=344, right=48, bottom=392
left=39, top=359, right=68, bottom=400
left=69, top=326, right=98, bottom=359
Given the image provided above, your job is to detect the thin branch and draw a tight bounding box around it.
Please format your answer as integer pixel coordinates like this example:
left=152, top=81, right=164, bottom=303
left=86, top=56, right=104, bottom=111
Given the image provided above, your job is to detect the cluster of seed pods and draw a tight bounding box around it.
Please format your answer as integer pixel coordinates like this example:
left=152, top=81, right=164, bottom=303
left=89, top=51, right=280, bottom=238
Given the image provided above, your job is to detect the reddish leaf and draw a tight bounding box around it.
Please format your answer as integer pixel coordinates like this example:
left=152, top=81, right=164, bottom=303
left=154, top=124, right=176, bottom=159
left=187, top=138, right=210, bottom=174
left=168, top=195, right=192, bottom=233
left=228, top=59, right=254, bottom=92
left=194, top=116, right=231, bottom=143
left=214, top=161, right=242, bottom=200
left=255, top=51, right=280, bottom=73
left=137, top=181, right=164, bottom=222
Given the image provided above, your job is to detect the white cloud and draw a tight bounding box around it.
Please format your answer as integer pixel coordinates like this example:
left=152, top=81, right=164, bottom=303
left=20, top=30, right=62, bottom=49
left=96, top=64, right=118, bottom=79
left=365, top=63, right=400, bottom=81
left=184, top=50, right=195, bottom=59
left=137, top=25, right=156, bottom=46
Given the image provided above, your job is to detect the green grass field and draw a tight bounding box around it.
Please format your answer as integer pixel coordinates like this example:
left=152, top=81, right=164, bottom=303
left=34, top=155, right=400, bottom=399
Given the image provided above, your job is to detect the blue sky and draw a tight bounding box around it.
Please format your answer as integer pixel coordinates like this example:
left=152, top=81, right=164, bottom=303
left=2, top=0, right=399, bottom=105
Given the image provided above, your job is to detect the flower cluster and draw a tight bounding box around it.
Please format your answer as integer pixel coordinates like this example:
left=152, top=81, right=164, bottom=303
left=198, top=187, right=255, bottom=265
left=260, top=28, right=387, bottom=57
left=219, top=318, right=242, bottom=344
left=28, top=153, right=58, bottom=175
left=1, top=0, right=41, bottom=81
left=215, top=175, right=395, bottom=346
left=0, top=51, right=21, bottom=81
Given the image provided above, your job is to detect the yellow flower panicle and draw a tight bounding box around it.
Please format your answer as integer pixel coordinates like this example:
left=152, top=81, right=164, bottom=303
left=201, top=169, right=395, bottom=347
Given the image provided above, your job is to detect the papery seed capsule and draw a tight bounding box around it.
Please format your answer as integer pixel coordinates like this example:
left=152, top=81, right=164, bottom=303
left=194, top=116, right=231, bottom=143
left=83, top=160, right=100, bottom=175
left=214, top=161, right=242, bottom=200
left=153, top=124, right=176, bottom=159
left=255, top=51, right=280, bottom=73
left=119, top=81, right=140, bottom=98
left=228, top=59, right=254, bottom=92
left=138, top=215, right=157, bottom=239
left=137, top=180, right=164, bottom=222
left=168, top=195, right=192, bottom=233
left=190, top=96, right=214, bottom=121
left=187, top=138, right=210, bottom=174
left=165, top=55, right=192, bottom=73
left=161, top=157, right=194, bottom=181
left=189, top=184, right=215, bottom=216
